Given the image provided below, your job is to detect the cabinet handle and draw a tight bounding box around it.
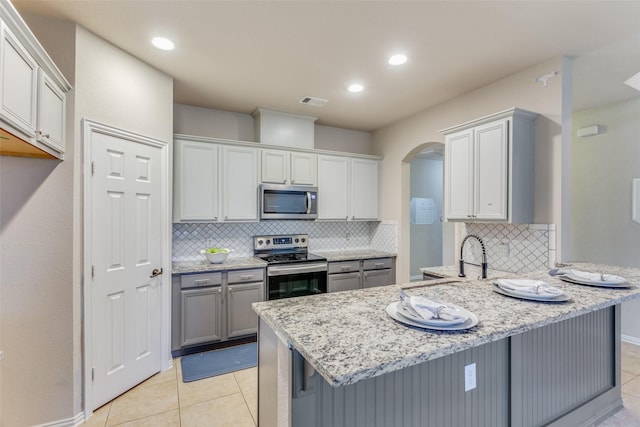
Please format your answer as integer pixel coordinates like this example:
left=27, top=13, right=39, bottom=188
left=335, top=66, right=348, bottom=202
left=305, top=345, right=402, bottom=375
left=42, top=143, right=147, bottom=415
left=194, top=279, right=210, bottom=285
left=214, top=217, right=218, bottom=221
left=240, top=275, right=253, bottom=281
left=340, top=266, right=351, bottom=271
left=283, top=179, right=287, bottom=183
left=36, top=130, right=50, bottom=139
left=374, top=263, right=385, bottom=268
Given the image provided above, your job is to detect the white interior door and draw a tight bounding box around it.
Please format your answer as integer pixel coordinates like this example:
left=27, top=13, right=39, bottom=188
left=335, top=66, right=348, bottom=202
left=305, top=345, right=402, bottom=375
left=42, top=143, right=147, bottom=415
left=87, top=123, right=165, bottom=409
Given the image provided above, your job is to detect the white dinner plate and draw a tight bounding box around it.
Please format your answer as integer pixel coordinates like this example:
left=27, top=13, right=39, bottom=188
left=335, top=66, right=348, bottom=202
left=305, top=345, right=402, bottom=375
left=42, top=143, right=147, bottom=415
left=559, top=274, right=631, bottom=288
left=396, top=301, right=472, bottom=326
left=492, top=284, right=571, bottom=302
left=386, top=302, right=479, bottom=331
left=494, top=279, right=564, bottom=300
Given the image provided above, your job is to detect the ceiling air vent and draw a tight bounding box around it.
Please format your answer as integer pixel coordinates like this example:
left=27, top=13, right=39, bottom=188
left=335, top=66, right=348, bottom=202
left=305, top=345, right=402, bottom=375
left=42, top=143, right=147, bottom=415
left=299, top=96, right=328, bottom=107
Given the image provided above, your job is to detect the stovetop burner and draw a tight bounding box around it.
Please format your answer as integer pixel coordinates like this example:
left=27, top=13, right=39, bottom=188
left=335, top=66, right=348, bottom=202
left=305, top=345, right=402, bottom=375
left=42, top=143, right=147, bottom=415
left=253, top=234, right=326, bottom=265
left=255, top=251, right=326, bottom=265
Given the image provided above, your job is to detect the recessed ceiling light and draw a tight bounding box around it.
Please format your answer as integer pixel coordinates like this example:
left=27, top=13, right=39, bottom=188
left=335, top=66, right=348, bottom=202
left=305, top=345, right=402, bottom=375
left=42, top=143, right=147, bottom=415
left=388, top=54, right=407, bottom=66
left=624, top=71, right=640, bottom=91
left=347, top=83, right=364, bottom=93
left=151, top=36, right=174, bottom=51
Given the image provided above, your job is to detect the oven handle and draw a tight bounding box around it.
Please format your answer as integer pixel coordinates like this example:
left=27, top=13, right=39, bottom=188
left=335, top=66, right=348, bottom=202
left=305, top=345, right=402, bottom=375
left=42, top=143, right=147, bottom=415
left=268, top=262, right=328, bottom=276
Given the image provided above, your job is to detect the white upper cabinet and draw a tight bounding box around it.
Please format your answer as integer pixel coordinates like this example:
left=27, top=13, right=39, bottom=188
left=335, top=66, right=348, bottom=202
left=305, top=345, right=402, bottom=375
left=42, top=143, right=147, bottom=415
left=0, top=3, right=71, bottom=159
left=290, top=152, right=316, bottom=186
left=35, top=69, right=65, bottom=153
left=317, top=155, right=350, bottom=220
left=1, top=22, right=38, bottom=138
left=173, top=139, right=219, bottom=221
left=221, top=145, right=259, bottom=221
left=174, top=139, right=259, bottom=222
left=174, top=135, right=382, bottom=223
left=261, top=149, right=289, bottom=184
left=351, top=158, right=380, bottom=220
left=261, top=149, right=317, bottom=186
left=442, top=108, right=537, bottom=223
left=318, top=155, right=381, bottom=221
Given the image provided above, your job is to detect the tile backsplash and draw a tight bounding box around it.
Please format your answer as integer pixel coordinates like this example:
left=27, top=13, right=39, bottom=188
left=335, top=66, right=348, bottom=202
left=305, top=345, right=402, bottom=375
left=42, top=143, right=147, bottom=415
left=462, top=223, right=556, bottom=273
left=172, top=220, right=398, bottom=261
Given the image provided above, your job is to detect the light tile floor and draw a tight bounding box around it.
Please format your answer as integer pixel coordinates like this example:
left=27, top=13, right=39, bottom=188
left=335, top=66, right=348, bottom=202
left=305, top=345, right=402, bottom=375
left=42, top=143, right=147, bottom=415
left=82, top=342, right=640, bottom=426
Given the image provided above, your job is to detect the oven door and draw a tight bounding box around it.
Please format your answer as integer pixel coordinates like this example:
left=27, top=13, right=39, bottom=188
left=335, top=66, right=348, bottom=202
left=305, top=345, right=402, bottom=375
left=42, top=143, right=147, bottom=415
left=267, top=262, right=327, bottom=300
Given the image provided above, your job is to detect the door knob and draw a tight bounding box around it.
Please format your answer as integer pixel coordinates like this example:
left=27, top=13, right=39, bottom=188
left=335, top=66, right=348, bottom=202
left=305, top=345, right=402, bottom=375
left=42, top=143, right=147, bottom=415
left=150, top=268, right=163, bottom=278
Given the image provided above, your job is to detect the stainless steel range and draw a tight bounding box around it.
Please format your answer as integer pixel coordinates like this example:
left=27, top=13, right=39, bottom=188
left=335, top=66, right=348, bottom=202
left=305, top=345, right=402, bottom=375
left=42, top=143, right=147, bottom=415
left=254, top=234, right=327, bottom=300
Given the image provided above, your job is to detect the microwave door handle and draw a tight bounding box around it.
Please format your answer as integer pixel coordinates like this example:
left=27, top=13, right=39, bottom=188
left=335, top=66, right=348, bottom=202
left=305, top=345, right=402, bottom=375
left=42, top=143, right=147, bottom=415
left=306, top=192, right=311, bottom=214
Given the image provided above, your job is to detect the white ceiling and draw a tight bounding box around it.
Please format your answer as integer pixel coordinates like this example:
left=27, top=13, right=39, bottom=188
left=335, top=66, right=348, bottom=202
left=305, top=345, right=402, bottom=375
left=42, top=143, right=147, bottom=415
left=12, top=0, right=640, bottom=131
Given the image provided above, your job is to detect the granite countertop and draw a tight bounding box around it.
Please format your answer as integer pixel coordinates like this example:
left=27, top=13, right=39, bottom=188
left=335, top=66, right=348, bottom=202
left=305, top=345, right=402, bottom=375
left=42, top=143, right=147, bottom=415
left=172, top=257, right=267, bottom=274
left=419, top=264, right=511, bottom=281
left=314, top=249, right=397, bottom=262
left=253, top=263, right=640, bottom=388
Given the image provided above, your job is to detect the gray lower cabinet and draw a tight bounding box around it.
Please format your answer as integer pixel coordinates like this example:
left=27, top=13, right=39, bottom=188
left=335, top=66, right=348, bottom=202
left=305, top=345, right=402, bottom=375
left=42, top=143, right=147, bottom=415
left=362, top=258, right=394, bottom=288
left=172, top=268, right=265, bottom=352
left=327, top=272, right=360, bottom=292
left=181, top=286, right=223, bottom=347
left=327, top=260, right=361, bottom=292
left=328, top=257, right=395, bottom=292
left=227, top=281, right=264, bottom=339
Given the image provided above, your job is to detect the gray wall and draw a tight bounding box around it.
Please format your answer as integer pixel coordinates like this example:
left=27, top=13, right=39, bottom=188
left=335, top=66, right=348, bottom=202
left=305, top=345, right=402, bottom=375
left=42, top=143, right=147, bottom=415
left=0, top=16, right=173, bottom=427
left=572, top=97, right=640, bottom=342
left=0, top=13, right=77, bottom=426
left=372, top=57, right=568, bottom=282
left=173, top=103, right=373, bottom=155
left=409, top=155, right=443, bottom=277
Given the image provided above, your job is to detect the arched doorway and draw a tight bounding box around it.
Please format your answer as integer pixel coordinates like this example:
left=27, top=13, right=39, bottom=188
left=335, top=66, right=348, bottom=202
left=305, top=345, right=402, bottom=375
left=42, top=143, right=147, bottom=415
left=404, top=142, right=454, bottom=280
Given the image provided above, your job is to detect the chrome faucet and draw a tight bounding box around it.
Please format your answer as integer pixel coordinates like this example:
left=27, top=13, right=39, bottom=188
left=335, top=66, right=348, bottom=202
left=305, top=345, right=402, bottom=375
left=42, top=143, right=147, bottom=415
left=458, top=234, right=488, bottom=279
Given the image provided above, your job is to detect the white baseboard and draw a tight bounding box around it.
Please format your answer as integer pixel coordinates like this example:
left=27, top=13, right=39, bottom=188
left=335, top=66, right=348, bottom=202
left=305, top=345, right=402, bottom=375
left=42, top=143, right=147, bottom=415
left=621, top=334, right=640, bottom=346
left=33, top=412, right=84, bottom=427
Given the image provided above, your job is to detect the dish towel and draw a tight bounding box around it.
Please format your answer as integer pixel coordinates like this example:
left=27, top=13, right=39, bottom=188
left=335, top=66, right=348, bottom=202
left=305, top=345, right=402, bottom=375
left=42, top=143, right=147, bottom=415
left=495, top=279, right=563, bottom=296
left=400, top=294, right=467, bottom=322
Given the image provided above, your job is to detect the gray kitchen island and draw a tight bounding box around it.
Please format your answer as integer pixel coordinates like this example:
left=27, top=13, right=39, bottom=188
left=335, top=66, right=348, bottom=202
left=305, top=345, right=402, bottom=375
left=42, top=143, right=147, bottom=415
left=253, top=263, right=640, bottom=427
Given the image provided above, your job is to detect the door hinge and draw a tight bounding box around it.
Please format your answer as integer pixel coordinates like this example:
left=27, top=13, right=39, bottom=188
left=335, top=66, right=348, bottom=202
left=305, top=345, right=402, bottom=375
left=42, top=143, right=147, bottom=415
left=91, top=265, right=95, bottom=280
left=91, top=161, right=95, bottom=176
left=92, top=367, right=95, bottom=381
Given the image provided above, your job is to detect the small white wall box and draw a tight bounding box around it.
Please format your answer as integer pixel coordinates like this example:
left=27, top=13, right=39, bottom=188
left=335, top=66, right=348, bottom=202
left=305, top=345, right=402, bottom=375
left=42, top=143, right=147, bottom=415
left=410, top=197, right=436, bottom=225
left=576, top=125, right=604, bottom=138
left=633, top=178, right=640, bottom=224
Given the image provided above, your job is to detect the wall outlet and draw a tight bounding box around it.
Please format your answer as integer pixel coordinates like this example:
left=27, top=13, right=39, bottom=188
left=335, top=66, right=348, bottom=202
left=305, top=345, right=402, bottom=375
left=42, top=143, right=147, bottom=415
left=345, top=232, right=351, bottom=242
left=464, top=363, right=476, bottom=392
left=206, top=238, right=214, bottom=248
left=499, top=242, right=510, bottom=257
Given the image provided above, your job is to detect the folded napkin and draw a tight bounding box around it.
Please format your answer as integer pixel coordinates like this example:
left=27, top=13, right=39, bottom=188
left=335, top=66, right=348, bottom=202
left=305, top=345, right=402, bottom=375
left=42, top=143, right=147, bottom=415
left=549, top=268, right=625, bottom=283
left=400, top=293, right=468, bottom=323
left=495, top=279, right=563, bottom=297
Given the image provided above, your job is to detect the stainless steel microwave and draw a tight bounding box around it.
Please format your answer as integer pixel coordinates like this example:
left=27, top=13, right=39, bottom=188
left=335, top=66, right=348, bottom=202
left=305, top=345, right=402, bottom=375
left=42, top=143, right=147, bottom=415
left=259, top=184, right=318, bottom=220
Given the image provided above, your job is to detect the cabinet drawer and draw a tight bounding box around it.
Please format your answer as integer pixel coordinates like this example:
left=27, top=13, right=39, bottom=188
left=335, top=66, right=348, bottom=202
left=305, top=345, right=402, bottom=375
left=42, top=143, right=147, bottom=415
left=228, top=268, right=265, bottom=284
left=363, top=258, right=393, bottom=270
left=180, top=272, right=222, bottom=288
left=328, top=260, right=361, bottom=274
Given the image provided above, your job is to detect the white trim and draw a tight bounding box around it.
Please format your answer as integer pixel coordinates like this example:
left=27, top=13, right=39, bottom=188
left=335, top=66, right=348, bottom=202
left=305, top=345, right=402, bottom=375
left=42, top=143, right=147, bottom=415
left=621, top=334, right=640, bottom=347
left=82, top=119, right=171, bottom=416
left=32, top=411, right=84, bottom=427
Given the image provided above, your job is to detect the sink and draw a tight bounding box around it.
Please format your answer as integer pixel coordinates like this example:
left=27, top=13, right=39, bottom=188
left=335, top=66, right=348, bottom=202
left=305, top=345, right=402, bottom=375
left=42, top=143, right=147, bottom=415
left=401, top=280, right=461, bottom=290
left=422, top=272, right=446, bottom=280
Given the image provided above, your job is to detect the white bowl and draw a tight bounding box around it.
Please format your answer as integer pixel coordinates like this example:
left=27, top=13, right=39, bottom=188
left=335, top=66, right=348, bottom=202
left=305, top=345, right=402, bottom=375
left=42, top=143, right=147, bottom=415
left=200, top=248, right=233, bottom=264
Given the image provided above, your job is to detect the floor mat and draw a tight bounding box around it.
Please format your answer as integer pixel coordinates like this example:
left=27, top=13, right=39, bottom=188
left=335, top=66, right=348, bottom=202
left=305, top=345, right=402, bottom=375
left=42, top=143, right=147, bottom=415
left=180, top=342, right=257, bottom=382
